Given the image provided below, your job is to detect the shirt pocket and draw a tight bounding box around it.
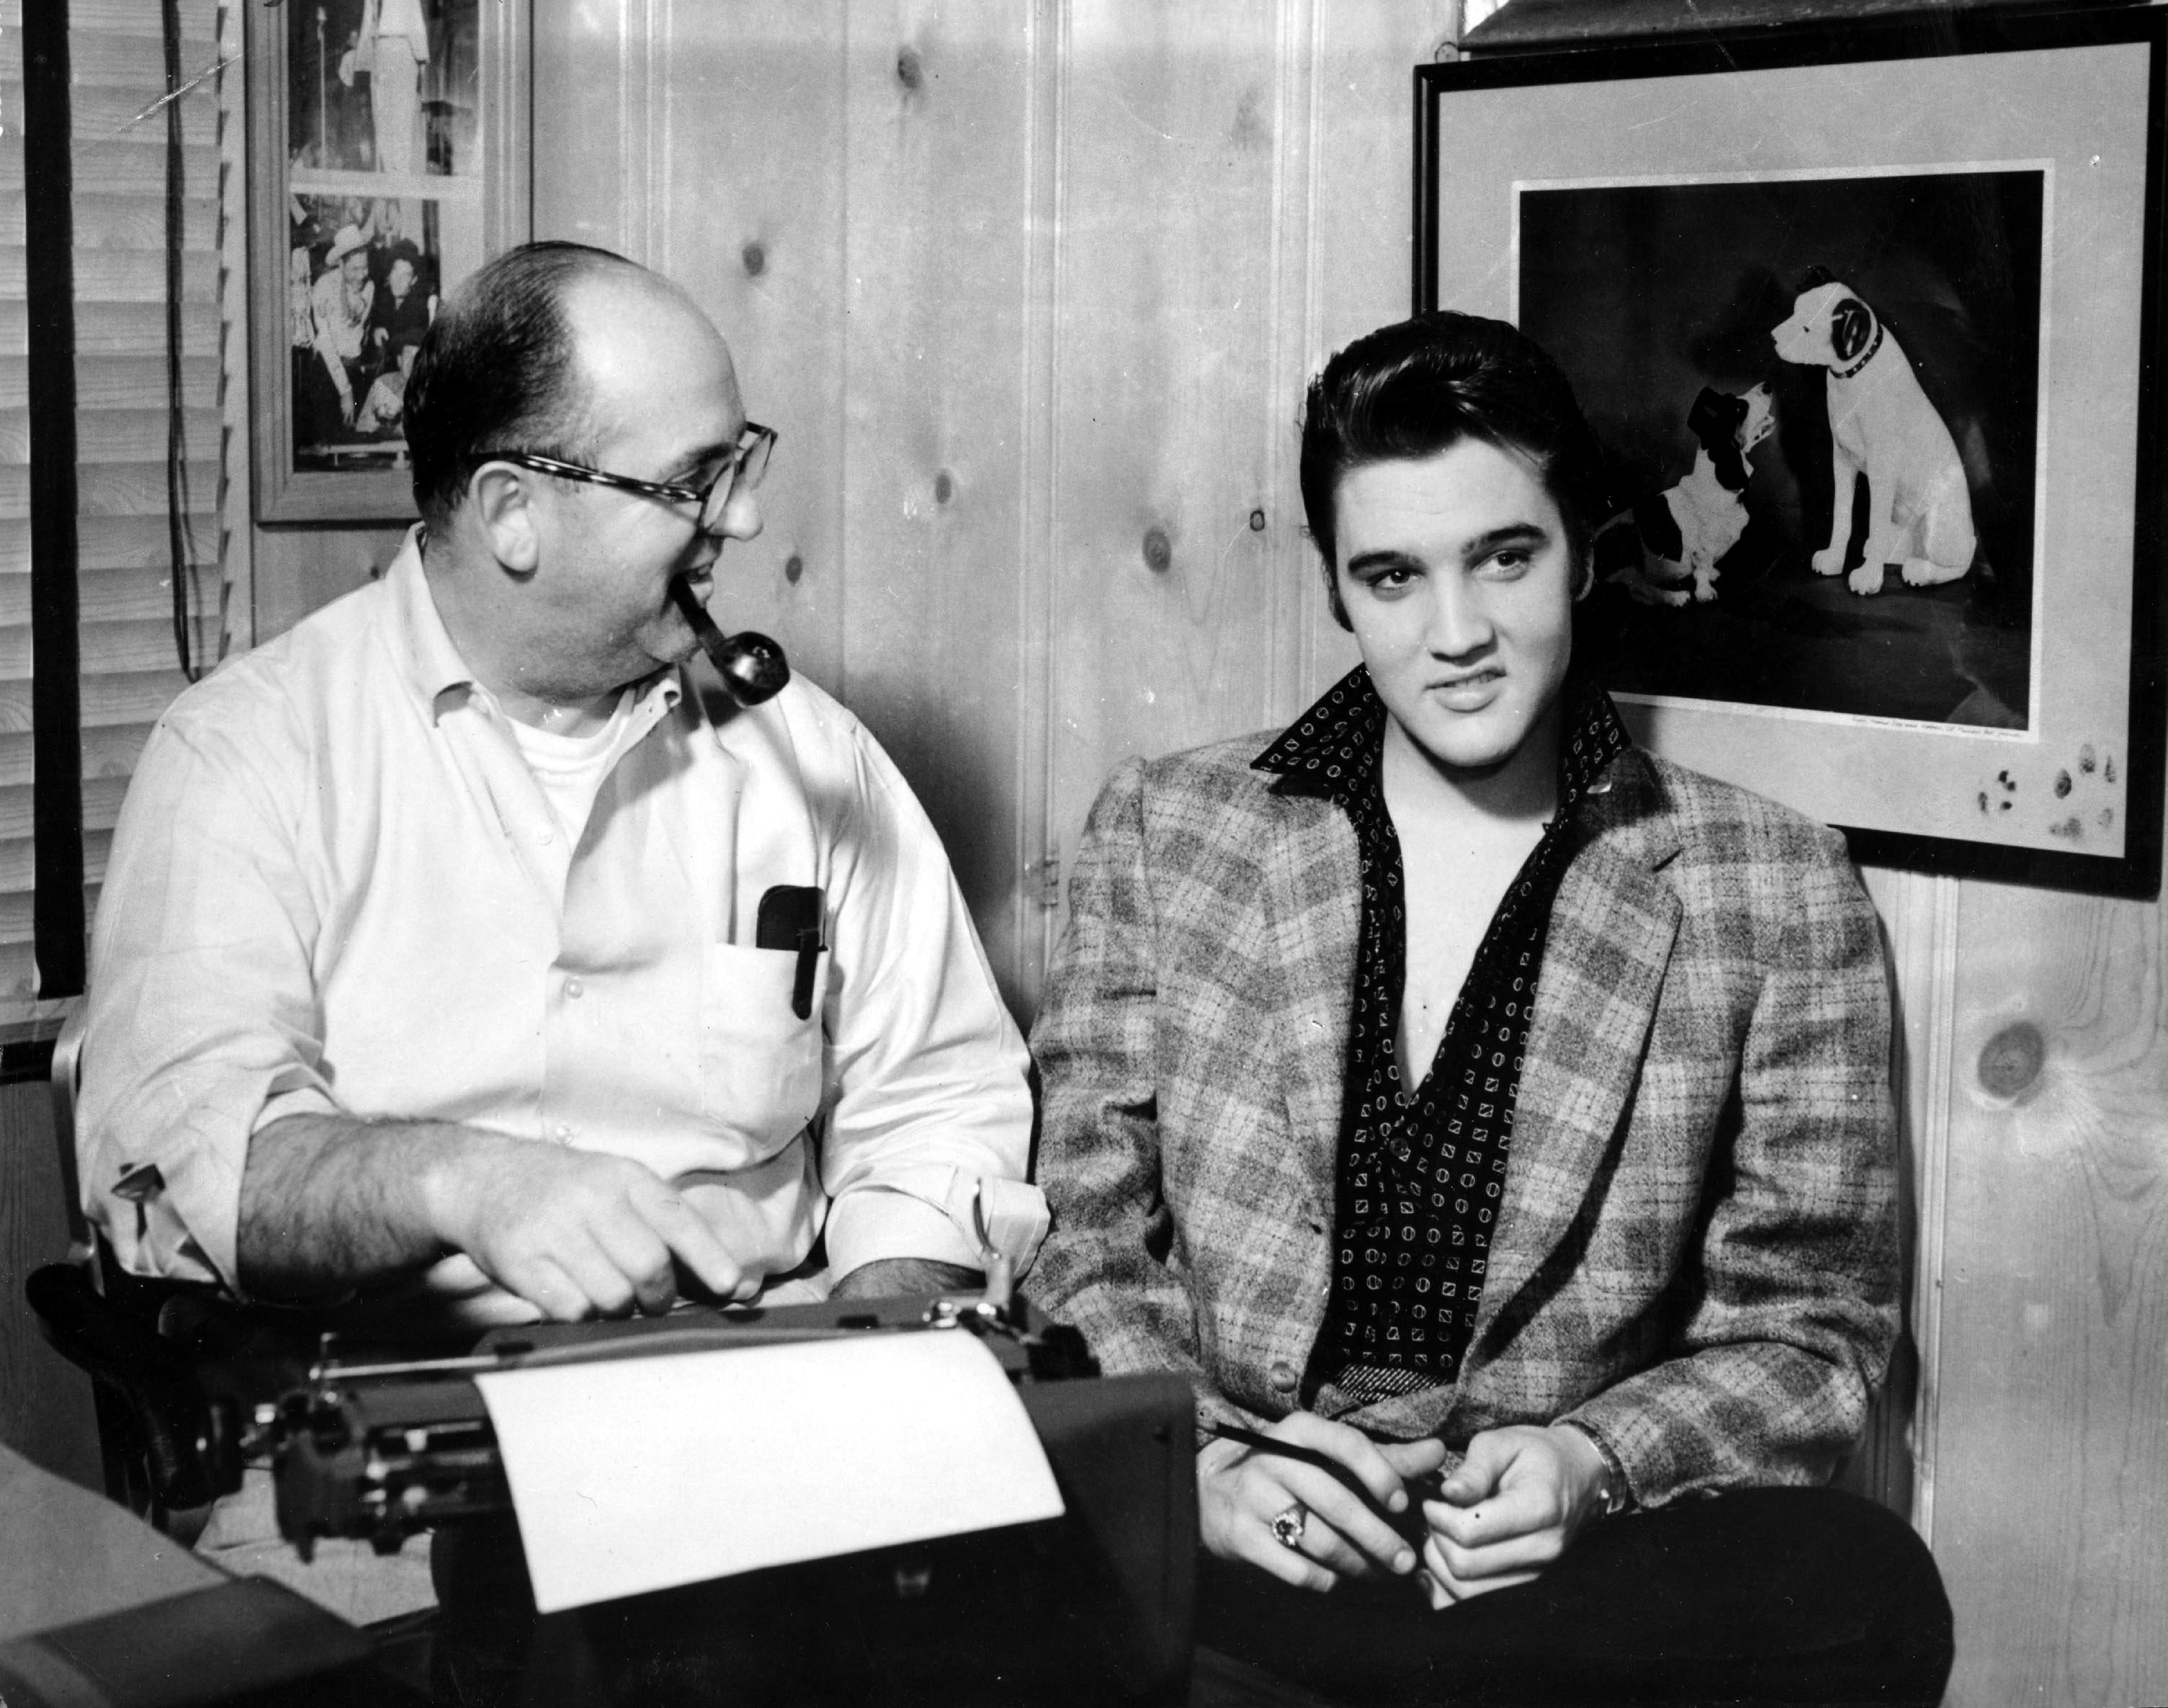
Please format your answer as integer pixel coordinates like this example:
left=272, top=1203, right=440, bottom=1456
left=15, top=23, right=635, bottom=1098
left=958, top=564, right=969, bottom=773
left=697, top=942, right=831, bottom=1158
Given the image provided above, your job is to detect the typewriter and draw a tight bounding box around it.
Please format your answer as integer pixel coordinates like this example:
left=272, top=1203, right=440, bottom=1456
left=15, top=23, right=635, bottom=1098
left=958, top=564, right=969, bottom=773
left=269, top=1289, right=1112, bottom=1549
left=36, top=1264, right=1197, bottom=1707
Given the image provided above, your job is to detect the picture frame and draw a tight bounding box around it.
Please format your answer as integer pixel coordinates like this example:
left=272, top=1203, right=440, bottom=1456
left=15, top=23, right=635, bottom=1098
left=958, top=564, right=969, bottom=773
left=1417, top=6, right=2167, bottom=898
left=248, top=0, right=531, bottom=523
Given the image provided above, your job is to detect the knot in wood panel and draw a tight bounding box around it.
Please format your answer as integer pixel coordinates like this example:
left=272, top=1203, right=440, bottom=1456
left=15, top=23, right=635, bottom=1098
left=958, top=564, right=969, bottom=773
left=1978, top=1021, right=2046, bottom=1100
left=1142, top=527, right=1172, bottom=573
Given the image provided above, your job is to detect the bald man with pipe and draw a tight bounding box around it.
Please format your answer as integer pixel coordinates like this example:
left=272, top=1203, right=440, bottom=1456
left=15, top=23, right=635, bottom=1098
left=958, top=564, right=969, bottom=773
left=81, top=242, right=1045, bottom=1335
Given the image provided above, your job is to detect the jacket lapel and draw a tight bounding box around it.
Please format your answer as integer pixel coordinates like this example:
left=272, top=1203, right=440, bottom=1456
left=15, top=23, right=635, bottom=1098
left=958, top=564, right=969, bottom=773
left=1260, top=785, right=1361, bottom=1217
left=1469, top=759, right=1683, bottom=1360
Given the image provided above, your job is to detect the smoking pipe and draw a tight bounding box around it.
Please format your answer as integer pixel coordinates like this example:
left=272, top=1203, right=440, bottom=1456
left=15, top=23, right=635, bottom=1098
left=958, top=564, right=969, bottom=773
left=668, top=574, right=789, bottom=706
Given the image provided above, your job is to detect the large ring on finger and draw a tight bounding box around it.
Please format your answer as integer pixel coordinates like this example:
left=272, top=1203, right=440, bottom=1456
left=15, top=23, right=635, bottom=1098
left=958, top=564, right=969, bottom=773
left=1269, top=1503, right=1308, bottom=1551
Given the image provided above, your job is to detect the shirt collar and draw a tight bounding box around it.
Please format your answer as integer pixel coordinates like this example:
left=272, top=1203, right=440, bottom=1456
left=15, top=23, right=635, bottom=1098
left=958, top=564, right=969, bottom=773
left=1252, top=663, right=1631, bottom=818
left=1250, top=665, right=1387, bottom=795
left=383, top=524, right=684, bottom=726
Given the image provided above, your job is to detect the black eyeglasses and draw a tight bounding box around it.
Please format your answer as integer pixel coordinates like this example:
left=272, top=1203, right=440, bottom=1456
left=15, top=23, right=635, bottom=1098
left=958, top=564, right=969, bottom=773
left=480, top=421, right=776, bottom=533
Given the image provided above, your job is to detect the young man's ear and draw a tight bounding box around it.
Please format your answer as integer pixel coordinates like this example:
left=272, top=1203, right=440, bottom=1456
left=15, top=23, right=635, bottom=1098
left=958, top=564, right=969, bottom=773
left=468, top=462, right=542, bottom=574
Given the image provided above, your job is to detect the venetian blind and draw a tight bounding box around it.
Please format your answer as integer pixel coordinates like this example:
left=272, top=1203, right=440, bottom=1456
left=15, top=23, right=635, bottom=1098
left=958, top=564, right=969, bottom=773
left=0, top=0, right=224, bottom=1034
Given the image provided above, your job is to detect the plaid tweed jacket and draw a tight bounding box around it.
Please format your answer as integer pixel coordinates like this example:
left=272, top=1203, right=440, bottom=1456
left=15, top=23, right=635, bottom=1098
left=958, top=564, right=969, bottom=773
left=1029, top=731, right=1899, bottom=1510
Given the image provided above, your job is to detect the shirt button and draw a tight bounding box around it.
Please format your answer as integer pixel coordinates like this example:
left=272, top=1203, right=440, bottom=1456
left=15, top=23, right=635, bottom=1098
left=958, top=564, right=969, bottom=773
left=537, top=828, right=554, bottom=845
left=565, top=978, right=584, bottom=998
left=555, top=1124, right=575, bottom=1142
left=1268, top=1361, right=1299, bottom=1392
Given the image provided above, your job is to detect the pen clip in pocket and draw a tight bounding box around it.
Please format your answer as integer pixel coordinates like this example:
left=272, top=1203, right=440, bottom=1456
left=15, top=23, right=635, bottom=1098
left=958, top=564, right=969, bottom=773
left=756, top=884, right=825, bottom=1019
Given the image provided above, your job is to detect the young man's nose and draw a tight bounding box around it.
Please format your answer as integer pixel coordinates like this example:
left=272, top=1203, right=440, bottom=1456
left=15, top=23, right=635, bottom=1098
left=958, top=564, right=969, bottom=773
left=1425, top=576, right=1494, bottom=657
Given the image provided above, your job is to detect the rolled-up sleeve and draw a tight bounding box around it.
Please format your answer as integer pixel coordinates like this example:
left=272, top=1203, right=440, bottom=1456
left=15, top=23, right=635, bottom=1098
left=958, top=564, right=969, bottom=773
left=812, top=723, right=1045, bottom=1279
left=79, top=698, right=331, bottom=1292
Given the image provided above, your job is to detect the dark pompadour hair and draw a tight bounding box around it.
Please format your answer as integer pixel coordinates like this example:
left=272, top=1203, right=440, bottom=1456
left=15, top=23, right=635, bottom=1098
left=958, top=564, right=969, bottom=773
left=1297, top=311, right=1611, bottom=626
left=404, top=239, right=642, bottom=529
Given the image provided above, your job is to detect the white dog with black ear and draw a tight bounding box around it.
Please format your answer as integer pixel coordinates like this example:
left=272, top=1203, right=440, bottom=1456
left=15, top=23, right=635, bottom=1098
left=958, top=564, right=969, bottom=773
left=1771, top=267, right=1976, bottom=596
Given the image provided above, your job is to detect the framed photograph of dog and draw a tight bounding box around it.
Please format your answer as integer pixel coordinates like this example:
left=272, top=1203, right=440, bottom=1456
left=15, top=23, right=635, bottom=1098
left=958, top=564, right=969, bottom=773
left=246, top=0, right=531, bottom=522
left=1417, top=6, right=2167, bottom=898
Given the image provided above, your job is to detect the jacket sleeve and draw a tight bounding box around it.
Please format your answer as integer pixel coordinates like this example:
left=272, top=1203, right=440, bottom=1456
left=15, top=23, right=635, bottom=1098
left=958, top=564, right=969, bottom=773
left=1559, top=829, right=1900, bottom=1506
left=1029, top=761, right=1245, bottom=1428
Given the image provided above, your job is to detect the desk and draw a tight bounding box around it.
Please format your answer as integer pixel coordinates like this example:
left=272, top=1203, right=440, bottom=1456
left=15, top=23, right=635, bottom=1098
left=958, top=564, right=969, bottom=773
left=0, top=1442, right=424, bottom=1707
left=0, top=1443, right=221, bottom=1642
left=4, top=1441, right=1314, bottom=1707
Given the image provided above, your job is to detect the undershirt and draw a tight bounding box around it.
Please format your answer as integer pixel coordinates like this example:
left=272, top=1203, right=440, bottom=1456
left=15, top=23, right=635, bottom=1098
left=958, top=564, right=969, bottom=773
left=506, top=689, right=641, bottom=848
left=1253, top=667, right=1629, bottom=1403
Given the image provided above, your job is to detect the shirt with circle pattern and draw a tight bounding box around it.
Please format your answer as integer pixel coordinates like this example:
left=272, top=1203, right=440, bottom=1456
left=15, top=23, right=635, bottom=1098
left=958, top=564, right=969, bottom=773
left=1252, top=664, right=1630, bottom=1397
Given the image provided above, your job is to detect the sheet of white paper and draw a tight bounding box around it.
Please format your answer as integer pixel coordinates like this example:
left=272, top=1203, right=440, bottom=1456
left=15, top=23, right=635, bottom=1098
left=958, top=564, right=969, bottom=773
left=473, top=1330, right=1065, bottom=1613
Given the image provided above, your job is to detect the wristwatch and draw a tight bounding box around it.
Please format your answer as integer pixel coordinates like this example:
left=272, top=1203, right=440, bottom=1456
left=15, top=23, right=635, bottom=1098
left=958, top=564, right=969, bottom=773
left=1559, top=1420, right=1634, bottom=1517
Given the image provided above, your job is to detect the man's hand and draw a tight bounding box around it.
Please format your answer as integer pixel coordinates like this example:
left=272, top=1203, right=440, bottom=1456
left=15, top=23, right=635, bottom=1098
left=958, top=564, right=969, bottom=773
left=426, top=1137, right=746, bottom=1320
left=1415, top=1423, right=1608, bottom=1609
left=1199, top=1413, right=1447, bottom=1593
left=238, top=1115, right=745, bottom=1320
left=829, top=1258, right=981, bottom=1302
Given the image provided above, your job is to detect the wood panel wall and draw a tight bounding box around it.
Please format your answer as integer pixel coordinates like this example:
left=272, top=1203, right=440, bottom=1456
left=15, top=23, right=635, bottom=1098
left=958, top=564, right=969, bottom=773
left=0, top=5, right=2142, bottom=1705
left=529, top=0, right=1445, bottom=1009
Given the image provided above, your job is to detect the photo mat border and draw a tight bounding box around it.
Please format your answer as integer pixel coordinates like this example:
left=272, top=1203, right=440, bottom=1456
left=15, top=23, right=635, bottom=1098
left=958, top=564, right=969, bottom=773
left=1415, top=5, right=2167, bottom=899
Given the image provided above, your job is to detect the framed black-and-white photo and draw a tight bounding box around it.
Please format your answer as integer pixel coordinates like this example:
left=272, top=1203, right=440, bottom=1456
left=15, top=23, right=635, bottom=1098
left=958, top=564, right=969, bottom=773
left=249, top=0, right=530, bottom=522
left=1417, top=6, right=2167, bottom=897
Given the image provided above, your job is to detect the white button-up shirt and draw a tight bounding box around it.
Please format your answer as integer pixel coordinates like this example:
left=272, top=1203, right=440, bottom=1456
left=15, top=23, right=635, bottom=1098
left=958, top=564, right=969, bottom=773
left=80, top=532, right=1044, bottom=1321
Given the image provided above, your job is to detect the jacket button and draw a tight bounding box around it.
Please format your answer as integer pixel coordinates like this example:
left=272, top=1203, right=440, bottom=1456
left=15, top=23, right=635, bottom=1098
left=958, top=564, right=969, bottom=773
left=1268, top=1361, right=1298, bottom=1392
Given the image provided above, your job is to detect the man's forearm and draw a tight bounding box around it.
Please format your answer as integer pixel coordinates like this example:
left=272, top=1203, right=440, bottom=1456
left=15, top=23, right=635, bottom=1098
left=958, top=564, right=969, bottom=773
left=829, top=1257, right=981, bottom=1301
left=236, top=1112, right=498, bottom=1300
left=239, top=1117, right=748, bottom=1319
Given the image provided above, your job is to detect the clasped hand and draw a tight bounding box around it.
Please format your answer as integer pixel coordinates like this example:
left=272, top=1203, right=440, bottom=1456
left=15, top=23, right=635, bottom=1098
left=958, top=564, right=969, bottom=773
left=1197, top=1413, right=1444, bottom=1592
left=1412, top=1423, right=1609, bottom=1609
left=1199, top=1416, right=1609, bottom=1607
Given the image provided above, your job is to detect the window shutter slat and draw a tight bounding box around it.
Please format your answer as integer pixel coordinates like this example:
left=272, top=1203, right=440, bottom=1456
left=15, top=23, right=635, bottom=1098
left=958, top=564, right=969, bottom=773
left=0, top=192, right=220, bottom=249
left=73, top=356, right=221, bottom=410
left=80, top=669, right=199, bottom=730
left=9, top=406, right=220, bottom=462
left=76, top=459, right=221, bottom=517
left=0, top=81, right=219, bottom=146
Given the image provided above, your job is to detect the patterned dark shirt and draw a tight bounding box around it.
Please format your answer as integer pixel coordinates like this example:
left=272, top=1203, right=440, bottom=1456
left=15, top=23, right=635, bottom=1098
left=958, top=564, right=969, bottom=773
left=1253, top=666, right=1631, bottom=1399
